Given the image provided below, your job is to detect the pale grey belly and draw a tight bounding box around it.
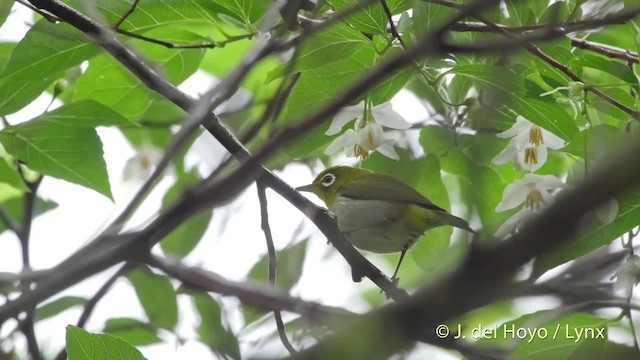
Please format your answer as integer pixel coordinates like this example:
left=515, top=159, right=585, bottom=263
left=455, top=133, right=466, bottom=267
left=332, top=197, right=417, bottom=253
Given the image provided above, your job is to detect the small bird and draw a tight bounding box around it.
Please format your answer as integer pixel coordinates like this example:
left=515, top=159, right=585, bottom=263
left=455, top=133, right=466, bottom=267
left=297, top=166, right=473, bottom=281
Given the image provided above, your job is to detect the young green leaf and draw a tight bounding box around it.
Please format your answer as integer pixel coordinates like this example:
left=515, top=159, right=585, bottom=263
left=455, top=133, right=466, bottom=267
left=66, top=325, right=147, bottom=360
left=127, top=267, right=178, bottom=330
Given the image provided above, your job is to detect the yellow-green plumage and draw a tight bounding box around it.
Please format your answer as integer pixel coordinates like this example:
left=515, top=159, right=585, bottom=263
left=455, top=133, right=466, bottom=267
left=297, top=166, right=473, bottom=278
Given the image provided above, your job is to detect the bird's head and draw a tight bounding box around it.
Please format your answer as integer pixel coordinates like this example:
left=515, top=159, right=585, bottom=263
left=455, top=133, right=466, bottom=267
left=296, top=166, right=371, bottom=208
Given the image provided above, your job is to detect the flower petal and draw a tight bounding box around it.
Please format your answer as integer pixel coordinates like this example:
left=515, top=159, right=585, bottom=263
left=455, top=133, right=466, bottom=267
left=372, top=102, right=411, bottom=129
left=326, top=102, right=364, bottom=135
left=357, top=123, right=384, bottom=150
left=497, top=116, right=531, bottom=139
left=324, top=130, right=356, bottom=155
left=491, top=138, right=519, bottom=165
left=541, top=129, right=565, bottom=149
left=496, top=182, right=528, bottom=212
left=376, top=142, right=400, bottom=160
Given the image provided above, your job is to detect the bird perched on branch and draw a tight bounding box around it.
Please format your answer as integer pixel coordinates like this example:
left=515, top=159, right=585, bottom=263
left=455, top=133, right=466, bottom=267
left=297, top=166, right=474, bottom=282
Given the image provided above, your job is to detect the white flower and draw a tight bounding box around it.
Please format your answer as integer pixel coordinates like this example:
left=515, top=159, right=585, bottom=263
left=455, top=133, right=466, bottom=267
left=123, top=145, right=162, bottom=181
left=495, top=174, right=564, bottom=237
left=613, top=255, right=640, bottom=294
left=324, top=101, right=410, bottom=160
left=325, top=122, right=400, bottom=160
left=325, top=101, right=410, bottom=136
left=595, top=198, right=618, bottom=224
left=492, top=116, right=565, bottom=172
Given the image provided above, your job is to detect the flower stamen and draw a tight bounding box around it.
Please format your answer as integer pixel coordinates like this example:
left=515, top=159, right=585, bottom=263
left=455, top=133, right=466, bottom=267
left=526, top=190, right=545, bottom=210
left=354, top=144, right=369, bottom=159
left=524, top=147, right=538, bottom=165
left=529, top=126, right=543, bottom=146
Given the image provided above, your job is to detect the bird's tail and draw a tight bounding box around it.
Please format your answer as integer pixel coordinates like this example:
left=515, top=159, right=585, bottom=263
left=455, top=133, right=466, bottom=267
left=442, top=213, right=474, bottom=233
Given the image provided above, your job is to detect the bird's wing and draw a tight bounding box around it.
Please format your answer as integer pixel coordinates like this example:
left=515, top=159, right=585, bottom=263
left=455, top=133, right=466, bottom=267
left=338, top=173, right=447, bottom=212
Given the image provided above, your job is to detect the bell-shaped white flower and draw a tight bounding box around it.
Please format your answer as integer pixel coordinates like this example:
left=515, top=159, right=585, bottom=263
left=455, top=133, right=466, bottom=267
left=325, top=122, right=399, bottom=160
left=325, top=101, right=410, bottom=136
left=123, top=145, right=163, bottom=181
left=495, top=174, right=564, bottom=237
left=492, top=116, right=565, bottom=172
left=325, top=100, right=409, bottom=160
left=613, top=255, right=640, bottom=294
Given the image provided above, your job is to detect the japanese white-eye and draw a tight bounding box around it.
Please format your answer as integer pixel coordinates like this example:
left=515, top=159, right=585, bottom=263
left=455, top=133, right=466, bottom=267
left=297, top=166, right=473, bottom=280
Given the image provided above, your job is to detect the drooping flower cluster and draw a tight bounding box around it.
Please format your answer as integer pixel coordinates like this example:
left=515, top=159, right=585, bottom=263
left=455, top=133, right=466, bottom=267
left=324, top=101, right=410, bottom=160
left=493, top=114, right=618, bottom=238
left=492, top=116, right=564, bottom=172
left=492, top=116, right=567, bottom=236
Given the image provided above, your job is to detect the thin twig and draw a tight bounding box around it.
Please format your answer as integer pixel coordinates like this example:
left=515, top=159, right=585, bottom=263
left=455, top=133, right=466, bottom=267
left=147, top=255, right=353, bottom=327
left=113, top=0, right=140, bottom=29
left=116, top=28, right=254, bottom=49
left=257, top=183, right=298, bottom=355
left=15, top=0, right=61, bottom=23
left=571, top=37, right=639, bottom=64
left=16, top=176, right=43, bottom=360
left=379, top=0, right=406, bottom=48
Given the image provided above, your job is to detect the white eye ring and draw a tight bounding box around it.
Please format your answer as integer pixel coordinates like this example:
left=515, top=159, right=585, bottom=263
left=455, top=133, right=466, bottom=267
left=320, top=173, right=336, bottom=187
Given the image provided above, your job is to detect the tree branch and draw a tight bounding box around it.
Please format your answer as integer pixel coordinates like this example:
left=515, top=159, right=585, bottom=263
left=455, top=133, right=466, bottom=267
left=147, top=255, right=353, bottom=327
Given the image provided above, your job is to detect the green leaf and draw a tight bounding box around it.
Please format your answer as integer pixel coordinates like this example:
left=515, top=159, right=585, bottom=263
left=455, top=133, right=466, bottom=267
left=329, top=0, right=412, bottom=35
left=103, top=318, right=162, bottom=347
left=419, top=125, right=457, bottom=156
left=481, top=311, right=610, bottom=359
left=562, top=125, right=631, bottom=160
left=0, top=196, right=57, bottom=235
left=533, top=189, right=640, bottom=277
left=0, top=42, right=15, bottom=73
left=448, top=65, right=578, bottom=140
left=35, top=296, right=87, bottom=322
left=438, top=142, right=509, bottom=232
left=329, top=0, right=388, bottom=35
left=74, top=28, right=205, bottom=120
left=212, top=0, right=269, bottom=27
left=248, top=239, right=308, bottom=291
left=570, top=338, right=640, bottom=359
left=539, top=1, right=570, bottom=24
left=0, top=157, right=28, bottom=199
left=71, top=0, right=230, bottom=31
left=190, top=291, right=240, bottom=359
left=160, top=170, right=213, bottom=258
left=570, top=54, right=638, bottom=88
left=127, top=267, right=178, bottom=330
left=268, top=22, right=372, bottom=82
left=504, top=0, right=535, bottom=26
left=412, top=0, right=455, bottom=36
left=244, top=239, right=308, bottom=324
left=0, top=101, right=131, bottom=199
left=66, top=325, right=147, bottom=360
left=0, top=0, right=11, bottom=28
left=0, top=21, right=100, bottom=115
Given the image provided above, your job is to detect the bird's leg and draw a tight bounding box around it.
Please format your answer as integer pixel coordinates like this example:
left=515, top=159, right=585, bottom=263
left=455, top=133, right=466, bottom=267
left=390, top=247, right=408, bottom=286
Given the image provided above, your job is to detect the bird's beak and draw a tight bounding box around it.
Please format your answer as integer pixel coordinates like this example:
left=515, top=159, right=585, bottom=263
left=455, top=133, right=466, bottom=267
left=296, top=184, right=314, bottom=192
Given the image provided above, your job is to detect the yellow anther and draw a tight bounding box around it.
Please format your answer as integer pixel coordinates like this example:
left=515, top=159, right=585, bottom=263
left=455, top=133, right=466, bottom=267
left=524, top=147, right=538, bottom=165
left=529, top=126, right=543, bottom=146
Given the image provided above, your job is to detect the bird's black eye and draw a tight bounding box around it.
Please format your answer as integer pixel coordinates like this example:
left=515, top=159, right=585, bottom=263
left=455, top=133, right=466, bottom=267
left=320, top=173, right=336, bottom=187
